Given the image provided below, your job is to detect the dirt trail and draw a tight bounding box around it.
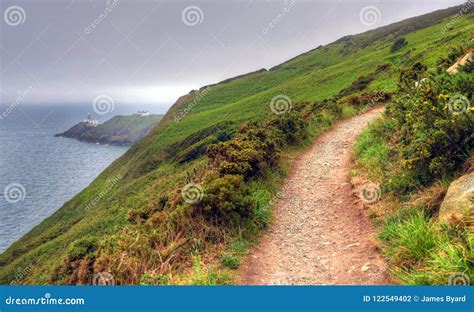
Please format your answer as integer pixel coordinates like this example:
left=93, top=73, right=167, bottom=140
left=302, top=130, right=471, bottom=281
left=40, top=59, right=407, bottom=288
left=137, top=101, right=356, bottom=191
left=239, top=107, right=389, bottom=285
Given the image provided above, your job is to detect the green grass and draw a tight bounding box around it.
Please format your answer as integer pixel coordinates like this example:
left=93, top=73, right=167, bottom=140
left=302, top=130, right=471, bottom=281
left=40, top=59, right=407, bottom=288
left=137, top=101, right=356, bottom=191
left=379, top=210, right=438, bottom=265
left=353, top=119, right=391, bottom=180
left=97, top=114, right=162, bottom=133
left=378, top=209, right=473, bottom=285
left=0, top=6, right=472, bottom=285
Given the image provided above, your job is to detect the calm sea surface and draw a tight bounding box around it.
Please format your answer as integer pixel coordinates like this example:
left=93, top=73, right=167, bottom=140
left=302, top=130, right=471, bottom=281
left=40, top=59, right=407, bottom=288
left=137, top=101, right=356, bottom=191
left=0, top=103, right=160, bottom=252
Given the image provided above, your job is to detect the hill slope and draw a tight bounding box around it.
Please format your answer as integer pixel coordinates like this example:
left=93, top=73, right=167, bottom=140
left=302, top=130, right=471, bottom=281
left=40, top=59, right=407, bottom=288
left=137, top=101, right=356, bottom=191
left=0, top=5, right=472, bottom=285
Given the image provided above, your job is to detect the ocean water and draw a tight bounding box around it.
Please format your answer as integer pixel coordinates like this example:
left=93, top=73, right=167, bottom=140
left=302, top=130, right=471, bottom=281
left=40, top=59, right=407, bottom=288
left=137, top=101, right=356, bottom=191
left=0, top=104, right=159, bottom=252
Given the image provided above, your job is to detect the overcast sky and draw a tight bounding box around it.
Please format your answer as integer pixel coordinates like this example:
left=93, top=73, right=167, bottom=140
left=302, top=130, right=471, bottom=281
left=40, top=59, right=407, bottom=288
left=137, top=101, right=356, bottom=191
left=0, top=0, right=466, bottom=112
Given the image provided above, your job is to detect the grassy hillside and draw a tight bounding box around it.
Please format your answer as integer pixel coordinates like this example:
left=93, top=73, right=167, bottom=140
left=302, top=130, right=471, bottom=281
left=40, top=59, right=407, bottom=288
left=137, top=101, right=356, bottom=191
left=97, top=114, right=162, bottom=133
left=0, top=5, right=472, bottom=285
left=56, top=114, right=163, bottom=145
left=352, top=44, right=473, bottom=284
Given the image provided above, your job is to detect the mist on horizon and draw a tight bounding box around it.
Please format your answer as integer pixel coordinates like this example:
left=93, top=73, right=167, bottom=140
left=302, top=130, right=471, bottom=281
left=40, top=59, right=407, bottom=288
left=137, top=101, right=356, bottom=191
left=0, top=0, right=466, bottom=110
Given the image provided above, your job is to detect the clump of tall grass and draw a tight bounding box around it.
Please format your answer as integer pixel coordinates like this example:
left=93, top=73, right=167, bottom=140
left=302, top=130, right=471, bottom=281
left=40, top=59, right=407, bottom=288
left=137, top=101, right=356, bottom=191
left=379, top=209, right=473, bottom=285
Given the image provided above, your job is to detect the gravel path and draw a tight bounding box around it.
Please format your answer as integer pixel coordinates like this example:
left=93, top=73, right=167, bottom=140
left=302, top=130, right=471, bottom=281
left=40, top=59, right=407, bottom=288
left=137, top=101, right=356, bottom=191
left=238, top=107, right=389, bottom=285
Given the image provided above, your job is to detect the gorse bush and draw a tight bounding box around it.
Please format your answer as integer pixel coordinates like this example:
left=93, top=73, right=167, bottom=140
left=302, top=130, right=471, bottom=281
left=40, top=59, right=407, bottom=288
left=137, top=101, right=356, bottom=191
left=207, top=124, right=280, bottom=180
left=188, top=112, right=308, bottom=222
left=193, top=173, right=254, bottom=222
left=385, top=63, right=473, bottom=192
left=207, top=113, right=308, bottom=180
left=397, top=62, right=427, bottom=92
left=354, top=50, right=473, bottom=285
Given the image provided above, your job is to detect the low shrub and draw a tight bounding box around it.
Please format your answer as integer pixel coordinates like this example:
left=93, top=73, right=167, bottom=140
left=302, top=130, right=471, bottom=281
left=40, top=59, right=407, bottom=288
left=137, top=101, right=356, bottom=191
left=207, top=113, right=307, bottom=180
left=387, top=68, right=473, bottom=190
left=379, top=209, right=473, bottom=285
left=220, top=254, right=241, bottom=269
left=193, top=174, right=254, bottom=222
left=338, top=75, right=374, bottom=97
left=390, top=37, right=408, bottom=53
left=341, top=106, right=358, bottom=118
left=51, top=237, right=97, bottom=285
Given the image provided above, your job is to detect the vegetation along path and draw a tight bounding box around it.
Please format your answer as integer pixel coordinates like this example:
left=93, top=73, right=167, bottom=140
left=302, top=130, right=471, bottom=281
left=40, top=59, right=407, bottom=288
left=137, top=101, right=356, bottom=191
left=239, top=107, right=389, bottom=285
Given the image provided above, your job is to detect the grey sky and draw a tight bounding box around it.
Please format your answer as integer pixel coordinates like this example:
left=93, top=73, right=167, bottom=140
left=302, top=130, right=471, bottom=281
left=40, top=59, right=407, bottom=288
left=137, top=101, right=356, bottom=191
left=0, top=0, right=466, bottom=112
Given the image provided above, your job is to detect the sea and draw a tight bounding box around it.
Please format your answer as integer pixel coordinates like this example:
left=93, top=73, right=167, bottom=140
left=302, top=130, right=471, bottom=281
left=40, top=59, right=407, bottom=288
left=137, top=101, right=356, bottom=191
left=0, top=103, right=162, bottom=253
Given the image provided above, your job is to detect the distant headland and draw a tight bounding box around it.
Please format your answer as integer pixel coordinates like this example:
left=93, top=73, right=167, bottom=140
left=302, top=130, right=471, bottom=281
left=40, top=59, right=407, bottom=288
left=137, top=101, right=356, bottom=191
left=55, top=112, right=163, bottom=145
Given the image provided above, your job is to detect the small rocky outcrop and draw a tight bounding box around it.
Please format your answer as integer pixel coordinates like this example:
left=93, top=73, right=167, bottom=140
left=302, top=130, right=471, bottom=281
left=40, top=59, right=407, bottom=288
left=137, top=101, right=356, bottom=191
left=439, top=173, right=474, bottom=223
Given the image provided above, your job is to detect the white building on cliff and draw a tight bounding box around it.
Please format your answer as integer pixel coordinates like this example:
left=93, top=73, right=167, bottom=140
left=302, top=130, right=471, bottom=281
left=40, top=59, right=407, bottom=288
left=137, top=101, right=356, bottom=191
left=84, top=113, right=99, bottom=127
